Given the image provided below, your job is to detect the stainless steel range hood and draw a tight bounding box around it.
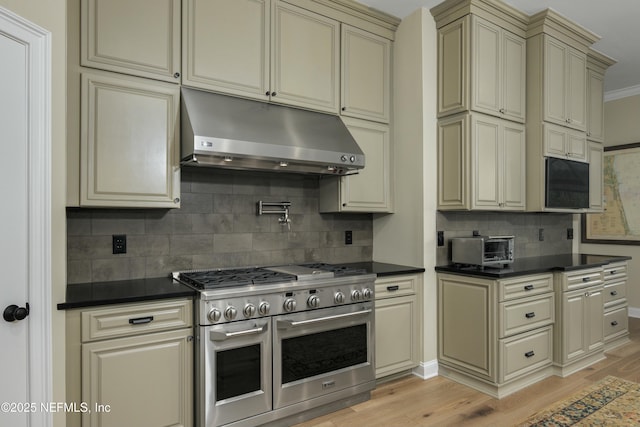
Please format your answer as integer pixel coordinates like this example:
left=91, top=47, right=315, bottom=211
left=180, top=88, right=365, bottom=175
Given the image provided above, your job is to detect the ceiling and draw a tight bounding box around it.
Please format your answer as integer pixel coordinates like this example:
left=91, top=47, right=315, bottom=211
left=357, top=0, right=640, bottom=97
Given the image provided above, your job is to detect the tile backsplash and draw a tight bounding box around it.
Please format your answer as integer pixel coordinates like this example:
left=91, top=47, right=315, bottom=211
left=436, top=211, right=573, bottom=266
left=67, top=168, right=373, bottom=284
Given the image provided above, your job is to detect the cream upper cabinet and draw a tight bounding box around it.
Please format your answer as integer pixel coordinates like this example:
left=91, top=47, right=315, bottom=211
left=438, top=112, right=525, bottom=211
left=80, top=70, right=180, bottom=208
left=319, top=117, right=392, bottom=212
left=80, top=0, right=181, bottom=83
left=533, top=34, right=587, bottom=132
left=341, top=24, right=391, bottom=123
left=586, top=49, right=616, bottom=142
left=182, top=0, right=270, bottom=99
left=182, top=0, right=340, bottom=114
left=588, top=142, right=604, bottom=211
left=542, top=122, right=588, bottom=162
left=437, top=14, right=526, bottom=123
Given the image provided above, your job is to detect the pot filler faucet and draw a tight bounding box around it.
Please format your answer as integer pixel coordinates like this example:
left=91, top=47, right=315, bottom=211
left=257, top=201, right=292, bottom=230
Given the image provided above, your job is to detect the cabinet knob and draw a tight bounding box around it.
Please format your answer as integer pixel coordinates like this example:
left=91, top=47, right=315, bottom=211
left=611, top=290, right=618, bottom=296
left=271, top=91, right=277, bottom=97
left=499, top=108, right=505, bottom=114
left=173, top=72, right=180, bottom=79
left=342, top=107, right=346, bottom=111
left=611, top=320, right=619, bottom=326
left=265, top=91, right=270, bottom=96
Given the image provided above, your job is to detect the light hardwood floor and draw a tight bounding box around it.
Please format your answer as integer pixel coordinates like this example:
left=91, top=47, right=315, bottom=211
left=295, top=318, right=640, bottom=427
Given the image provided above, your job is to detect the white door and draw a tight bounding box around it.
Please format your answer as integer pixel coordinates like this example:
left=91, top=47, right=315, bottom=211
left=0, top=7, right=52, bottom=427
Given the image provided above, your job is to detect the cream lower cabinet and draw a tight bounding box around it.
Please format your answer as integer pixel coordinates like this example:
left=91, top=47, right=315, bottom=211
left=553, top=268, right=604, bottom=377
left=437, top=273, right=554, bottom=398
left=603, top=261, right=630, bottom=349
left=319, top=117, right=392, bottom=212
left=79, top=70, right=181, bottom=208
left=80, top=0, right=181, bottom=83
left=438, top=112, right=525, bottom=210
left=65, top=299, right=193, bottom=427
left=374, top=274, right=421, bottom=379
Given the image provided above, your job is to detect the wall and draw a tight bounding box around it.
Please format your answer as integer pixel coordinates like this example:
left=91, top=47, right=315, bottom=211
left=68, top=168, right=373, bottom=283
left=437, top=212, right=574, bottom=265
left=579, top=93, right=640, bottom=315
left=0, top=1, right=66, bottom=426
left=372, top=7, right=439, bottom=376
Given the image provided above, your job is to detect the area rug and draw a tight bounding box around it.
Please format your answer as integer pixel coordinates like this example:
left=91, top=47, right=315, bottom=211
left=520, top=376, right=640, bottom=426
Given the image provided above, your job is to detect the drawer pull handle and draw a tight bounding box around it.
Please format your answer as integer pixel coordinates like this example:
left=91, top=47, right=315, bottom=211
left=611, top=321, right=619, bottom=327
left=525, top=312, right=536, bottom=319
left=611, top=270, right=616, bottom=275
left=387, top=285, right=400, bottom=292
left=525, top=351, right=535, bottom=358
left=611, top=291, right=618, bottom=296
left=583, top=277, right=591, bottom=282
left=524, top=285, right=534, bottom=291
left=129, top=316, right=154, bottom=325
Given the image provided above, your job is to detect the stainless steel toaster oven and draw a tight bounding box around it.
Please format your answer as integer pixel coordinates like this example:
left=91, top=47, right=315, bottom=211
left=451, top=235, right=514, bottom=267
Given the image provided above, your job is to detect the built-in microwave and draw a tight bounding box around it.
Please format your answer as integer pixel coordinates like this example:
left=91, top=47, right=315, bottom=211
left=545, top=157, right=590, bottom=209
left=451, top=235, right=514, bottom=267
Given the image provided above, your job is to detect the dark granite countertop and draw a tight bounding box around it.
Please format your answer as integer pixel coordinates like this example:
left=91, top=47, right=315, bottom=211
left=435, top=253, right=632, bottom=279
left=344, top=261, right=425, bottom=277
left=57, top=277, right=196, bottom=310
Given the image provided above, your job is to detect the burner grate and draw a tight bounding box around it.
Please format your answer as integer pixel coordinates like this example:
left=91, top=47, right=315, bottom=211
left=301, top=263, right=368, bottom=277
left=179, top=268, right=296, bottom=289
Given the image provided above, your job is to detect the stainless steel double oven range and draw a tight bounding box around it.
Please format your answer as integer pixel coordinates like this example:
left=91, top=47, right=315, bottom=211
left=173, top=263, right=376, bottom=427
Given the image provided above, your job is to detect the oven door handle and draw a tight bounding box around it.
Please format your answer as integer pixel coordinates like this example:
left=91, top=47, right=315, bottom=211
left=210, top=323, right=267, bottom=342
left=277, top=309, right=372, bottom=329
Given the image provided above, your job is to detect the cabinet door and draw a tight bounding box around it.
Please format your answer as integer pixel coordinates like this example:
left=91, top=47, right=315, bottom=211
left=341, top=25, right=391, bottom=123
left=588, top=142, right=604, bottom=211
left=471, top=17, right=501, bottom=117
left=501, top=31, right=526, bottom=122
left=81, top=0, right=181, bottom=83
left=80, top=70, right=180, bottom=208
left=438, top=114, right=469, bottom=209
left=544, top=36, right=568, bottom=126
left=566, top=48, right=587, bottom=131
left=472, top=114, right=500, bottom=209
left=562, top=290, right=586, bottom=363
left=587, top=69, right=605, bottom=142
left=82, top=329, right=193, bottom=427
left=375, top=295, right=419, bottom=378
left=437, top=17, right=469, bottom=117
left=182, top=0, right=270, bottom=100
left=567, top=131, right=587, bottom=161
left=502, top=121, right=526, bottom=209
left=272, top=1, right=339, bottom=113
left=339, top=118, right=391, bottom=212
left=586, top=288, right=604, bottom=353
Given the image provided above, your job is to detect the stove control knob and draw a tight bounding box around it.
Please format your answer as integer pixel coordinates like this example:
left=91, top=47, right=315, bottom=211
left=362, top=288, right=373, bottom=300
left=351, top=289, right=362, bottom=302
left=283, top=298, right=297, bottom=312
left=243, top=304, right=257, bottom=318
left=307, top=295, right=320, bottom=309
left=207, top=308, right=222, bottom=323
left=258, top=301, right=270, bottom=316
left=224, top=306, right=237, bottom=321
left=334, top=291, right=345, bottom=304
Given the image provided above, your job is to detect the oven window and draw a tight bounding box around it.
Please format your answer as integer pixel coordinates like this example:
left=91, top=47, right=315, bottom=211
left=216, top=344, right=261, bottom=401
left=281, top=324, right=367, bottom=384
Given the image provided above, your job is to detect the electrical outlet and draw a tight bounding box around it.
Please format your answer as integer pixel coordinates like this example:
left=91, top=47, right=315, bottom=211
left=437, top=231, right=444, bottom=247
left=112, top=234, right=127, bottom=254
left=538, top=228, right=544, bottom=242
left=345, top=230, right=353, bottom=245
left=567, top=228, right=574, bottom=240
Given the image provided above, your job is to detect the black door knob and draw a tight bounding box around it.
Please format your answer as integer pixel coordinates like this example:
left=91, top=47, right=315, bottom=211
left=3, top=303, right=29, bottom=322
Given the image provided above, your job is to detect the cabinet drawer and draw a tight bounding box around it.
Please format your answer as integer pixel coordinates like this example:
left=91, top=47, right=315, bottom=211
left=498, top=274, right=553, bottom=301
left=81, top=298, right=192, bottom=342
left=375, top=274, right=419, bottom=299
left=499, top=325, right=553, bottom=383
left=499, top=294, right=554, bottom=338
left=604, top=306, right=628, bottom=342
left=604, top=280, right=627, bottom=308
left=560, top=267, right=603, bottom=291
left=603, top=262, right=627, bottom=283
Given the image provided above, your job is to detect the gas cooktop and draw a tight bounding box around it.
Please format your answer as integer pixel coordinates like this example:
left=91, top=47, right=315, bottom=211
left=176, top=263, right=369, bottom=290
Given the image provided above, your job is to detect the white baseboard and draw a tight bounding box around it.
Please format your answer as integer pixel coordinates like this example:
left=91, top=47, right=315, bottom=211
left=412, top=359, right=438, bottom=380
left=628, top=306, right=640, bottom=318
